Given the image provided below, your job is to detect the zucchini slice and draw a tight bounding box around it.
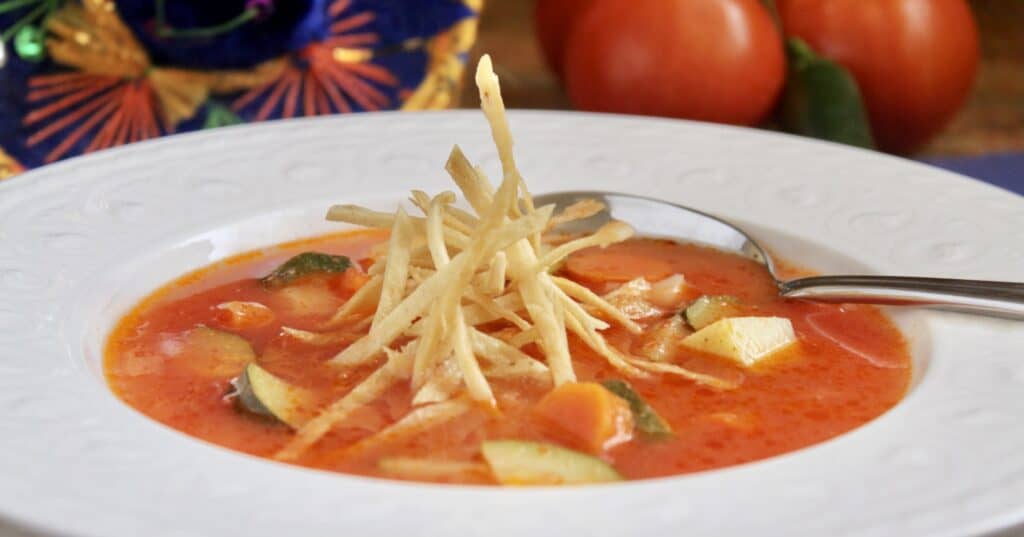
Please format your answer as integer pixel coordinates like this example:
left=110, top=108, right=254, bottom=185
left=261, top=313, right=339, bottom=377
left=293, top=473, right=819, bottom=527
left=684, top=295, right=742, bottom=330
left=260, top=252, right=352, bottom=289
left=231, top=363, right=313, bottom=428
left=601, top=379, right=673, bottom=439
left=181, top=326, right=255, bottom=377
left=481, top=440, right=623, bottom=485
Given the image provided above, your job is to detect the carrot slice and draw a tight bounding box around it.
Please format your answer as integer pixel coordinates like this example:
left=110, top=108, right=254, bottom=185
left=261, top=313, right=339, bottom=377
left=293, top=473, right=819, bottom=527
left=565, top=244, right=674, bottom=284
left=534, top=382, right=634, bottom=453
left=214, top=301, right=276, bottom=330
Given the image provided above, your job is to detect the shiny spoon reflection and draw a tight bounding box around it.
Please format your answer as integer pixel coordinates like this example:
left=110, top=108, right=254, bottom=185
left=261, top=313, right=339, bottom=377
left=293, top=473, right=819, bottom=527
left=533, top=191, right=1024, bottom=320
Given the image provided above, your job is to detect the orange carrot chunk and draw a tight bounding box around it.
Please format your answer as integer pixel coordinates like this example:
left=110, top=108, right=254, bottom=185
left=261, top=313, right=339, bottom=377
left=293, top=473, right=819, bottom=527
left=565, top=244, right=674, bottom=284
left=534, top=382, right=634, bottom=453
left=214, top=301, right=276, bottom=330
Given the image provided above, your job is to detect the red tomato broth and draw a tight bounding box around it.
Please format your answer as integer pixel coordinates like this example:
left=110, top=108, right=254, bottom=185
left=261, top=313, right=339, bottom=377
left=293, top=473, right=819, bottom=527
left=105, top=233, right=911, bottom=484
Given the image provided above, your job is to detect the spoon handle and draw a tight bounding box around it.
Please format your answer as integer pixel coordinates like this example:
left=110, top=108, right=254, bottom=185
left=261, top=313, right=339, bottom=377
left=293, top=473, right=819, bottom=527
left=779, top=276, right=1024, bottom=320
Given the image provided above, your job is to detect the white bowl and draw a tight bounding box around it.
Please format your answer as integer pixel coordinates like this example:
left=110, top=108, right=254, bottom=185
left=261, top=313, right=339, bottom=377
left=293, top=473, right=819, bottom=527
left=1, top=111, right=1022, bottom=537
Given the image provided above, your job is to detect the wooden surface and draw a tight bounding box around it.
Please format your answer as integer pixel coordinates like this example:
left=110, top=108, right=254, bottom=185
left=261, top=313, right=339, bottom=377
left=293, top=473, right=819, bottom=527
left=461, top=0, right=1024, bottom=157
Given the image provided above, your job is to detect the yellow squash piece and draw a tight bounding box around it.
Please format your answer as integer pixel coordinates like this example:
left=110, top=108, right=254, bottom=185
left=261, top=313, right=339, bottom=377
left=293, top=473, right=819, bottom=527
left=684, top=294, right=741, bottom=330
left=481, top=440, right=623, bottom=485
left=274, top=282, right=343, bottom=317
left=681, top=317, right=796, bottom=367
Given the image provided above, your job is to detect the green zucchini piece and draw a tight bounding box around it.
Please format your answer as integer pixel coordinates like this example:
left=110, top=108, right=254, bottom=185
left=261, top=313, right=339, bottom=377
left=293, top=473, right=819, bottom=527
left=260, top=252, right=352, bottom=289
left=230, top=363, right=313, bottom=428
left=481, top=440, right=623, bottom=485
left=601, top=379, right=673, bottom=439
left=684, top=295, right=742, bottom=330
left=182, top=326, right=255, bottom=377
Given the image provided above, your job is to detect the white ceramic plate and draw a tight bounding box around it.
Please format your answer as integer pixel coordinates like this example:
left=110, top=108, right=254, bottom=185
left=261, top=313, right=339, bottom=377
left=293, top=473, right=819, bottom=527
left=1, top=111, right=1023, bottom=537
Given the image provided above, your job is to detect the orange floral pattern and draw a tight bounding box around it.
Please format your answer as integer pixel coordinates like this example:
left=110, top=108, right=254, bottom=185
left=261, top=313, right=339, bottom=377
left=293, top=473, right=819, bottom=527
left=1, top=0, right=481, bottom=175
left=231, top=0, right=398, bottom=119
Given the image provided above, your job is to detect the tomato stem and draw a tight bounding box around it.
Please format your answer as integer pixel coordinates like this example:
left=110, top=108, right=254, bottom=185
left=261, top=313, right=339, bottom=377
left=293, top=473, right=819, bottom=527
left=759, top=0, right=782, bottom=31
left=786, top=37, right=816, bottom=70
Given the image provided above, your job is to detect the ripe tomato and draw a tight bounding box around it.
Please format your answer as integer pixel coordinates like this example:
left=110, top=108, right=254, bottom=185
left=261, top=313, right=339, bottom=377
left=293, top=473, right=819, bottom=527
left=562, top=0, right=785, bottom=126
left=778, top=0, right=979, bottom=153
left=535, top=0, right=597, bottom=78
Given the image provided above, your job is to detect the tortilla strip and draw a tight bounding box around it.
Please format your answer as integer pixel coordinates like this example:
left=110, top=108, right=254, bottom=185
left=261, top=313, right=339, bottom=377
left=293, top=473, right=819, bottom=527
left=372, top=208, right=414, bottom=330
left=277, top=346, right=414, bottom=460
left=344, top=398, right=473, bottom=456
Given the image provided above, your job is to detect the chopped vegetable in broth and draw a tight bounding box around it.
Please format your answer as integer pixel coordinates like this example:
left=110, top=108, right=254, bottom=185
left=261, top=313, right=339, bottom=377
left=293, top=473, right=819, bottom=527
left=105, top=232, right=910, bottom=484
left=103, top=55, right=910, bottom=486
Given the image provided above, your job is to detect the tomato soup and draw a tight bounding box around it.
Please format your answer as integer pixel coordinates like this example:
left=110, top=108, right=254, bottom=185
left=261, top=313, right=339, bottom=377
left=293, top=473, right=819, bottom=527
left=105, top=231, right=911, bottom=484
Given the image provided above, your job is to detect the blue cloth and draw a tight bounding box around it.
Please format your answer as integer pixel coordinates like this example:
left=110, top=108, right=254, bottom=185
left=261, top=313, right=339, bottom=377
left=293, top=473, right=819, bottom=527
left=0, top=0, right=477, bottom=174
left=922, top=152, right=1024, bottom=196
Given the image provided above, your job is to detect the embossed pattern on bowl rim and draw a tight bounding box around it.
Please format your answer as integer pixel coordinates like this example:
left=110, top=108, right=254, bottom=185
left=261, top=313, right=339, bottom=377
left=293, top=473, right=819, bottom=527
left=0, top=111, right=1022, bottom=537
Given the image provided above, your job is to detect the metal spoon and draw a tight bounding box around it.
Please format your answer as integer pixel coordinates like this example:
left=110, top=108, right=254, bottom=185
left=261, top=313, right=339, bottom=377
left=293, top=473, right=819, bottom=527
left=534, top=191, right=1024, bottom=320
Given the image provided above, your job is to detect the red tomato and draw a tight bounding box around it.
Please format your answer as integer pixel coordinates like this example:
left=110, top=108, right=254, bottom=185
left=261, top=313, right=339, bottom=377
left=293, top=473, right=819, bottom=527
left=534, top=0, right=597, bottom=78
left=778, top=0, right=979, bottom=154
left=562, top=0, right=786, bottom=126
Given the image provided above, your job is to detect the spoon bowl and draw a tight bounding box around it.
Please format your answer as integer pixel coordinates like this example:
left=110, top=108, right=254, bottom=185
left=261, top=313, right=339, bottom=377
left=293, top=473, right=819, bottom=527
left=535, top=191, right=1024, bottom=320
